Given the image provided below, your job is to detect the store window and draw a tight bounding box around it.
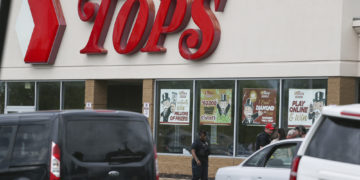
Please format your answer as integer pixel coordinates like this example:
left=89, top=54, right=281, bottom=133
left=237, top=80, right=279, bottom=156
left=281, top=79, right=327, bottom=129
left=37, top=82, right=60, bottom=110
left=156, top=81, right=193, bottom=153
left=62, top=82, right=85, bottom=109
left=7, top=82, right=35, bottom=106
left=0, top=82, right=4, bottom=114
left=195, top=80, right=235, bottom=156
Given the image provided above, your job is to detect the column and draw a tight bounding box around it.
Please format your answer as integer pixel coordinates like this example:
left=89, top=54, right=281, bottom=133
left=143, top=79, right=154, bottom=130
left=327, top=77, right=357, bottom=105
left=85, top=80, right=107, bottom=109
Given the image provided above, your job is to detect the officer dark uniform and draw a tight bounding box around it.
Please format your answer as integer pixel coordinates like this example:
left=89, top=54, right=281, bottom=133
left=255, top=123, right=274, bottom=150
left=191, top=130, right=210, bottom=180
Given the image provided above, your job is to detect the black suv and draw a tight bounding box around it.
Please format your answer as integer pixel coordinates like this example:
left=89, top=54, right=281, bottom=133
left=0, top=110, right=158, bottom=180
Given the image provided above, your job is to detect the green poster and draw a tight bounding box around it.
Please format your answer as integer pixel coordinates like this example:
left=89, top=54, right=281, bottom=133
left=200, top=89, right=232, bottom=126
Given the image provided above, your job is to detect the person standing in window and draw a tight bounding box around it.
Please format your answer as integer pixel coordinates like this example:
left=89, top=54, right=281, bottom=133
left=271, top=128, right=286, bottom=143
left=295, top=125, right=307, bottom=138
left=286, top=129, right=299, bottom=139
left=255, top=123, right=274, bottom=150
left=191, top=130, right=210, bottom=180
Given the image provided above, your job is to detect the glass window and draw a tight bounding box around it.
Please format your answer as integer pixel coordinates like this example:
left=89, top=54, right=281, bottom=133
left=156, top=81, right=193, bottom=154
left=305, top=116, right=360, bottom=165
left=37, top=82, right=60, bottom=110
left=11, top=124, right=50, bottom=165
left=7, top=82, right=35, bottom=106
left=0, top=82, right=4, bottom=114
left=62, top=82, right=85, bottom=109
left=0, top=126, right=14, bottom=162
left=66, top=119, right=151, bottom=163
left=265, top=144, right=298, bottom=168
left=243, top=146, right=270, bottom=167
left=237, top=80, right=279, bottom=156
left=282, top=79, right=327, bottom=128
left=195, top=80, right=235, bottom=156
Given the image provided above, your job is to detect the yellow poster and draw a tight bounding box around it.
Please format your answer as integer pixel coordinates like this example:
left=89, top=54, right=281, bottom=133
left=200, top=89, right=232, bottom=125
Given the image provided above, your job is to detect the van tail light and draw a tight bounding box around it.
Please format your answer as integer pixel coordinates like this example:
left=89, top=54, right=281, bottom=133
left=50, top=142, right=60, bottom=180
left=289, top=156, right=301, bottom=180
left=154, top=147, right=159, bottom=180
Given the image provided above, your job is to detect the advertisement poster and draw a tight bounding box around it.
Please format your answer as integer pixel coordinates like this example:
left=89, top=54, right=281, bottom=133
left=288, top=89, right=326, bottom=127
left=200, top=89, right=232, bottom=126
left=242, top=88, right=277, bottom=125
left=160, top=89, right=190, bottom=125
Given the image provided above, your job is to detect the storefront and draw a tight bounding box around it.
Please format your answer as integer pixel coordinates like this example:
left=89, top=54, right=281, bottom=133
left=1, top=0, right=360, bottom=178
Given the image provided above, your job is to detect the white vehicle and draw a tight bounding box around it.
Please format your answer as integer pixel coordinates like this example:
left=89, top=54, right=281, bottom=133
left=290, top=104, right=360, bottom=180
left=216, top=139, right=303, bottom=180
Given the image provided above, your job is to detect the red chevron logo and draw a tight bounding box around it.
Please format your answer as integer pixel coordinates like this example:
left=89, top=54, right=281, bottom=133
left=20, top=0, right=66, bottom=64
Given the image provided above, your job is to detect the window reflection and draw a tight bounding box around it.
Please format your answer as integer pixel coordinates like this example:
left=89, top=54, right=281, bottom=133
left=62, top=82, right=85, bottom=109
left=7, top=82, right=35, bottom=106
left=37, top=82, right=60, bottom=110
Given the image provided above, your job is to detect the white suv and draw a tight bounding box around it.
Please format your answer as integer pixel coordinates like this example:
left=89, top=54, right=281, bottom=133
left=290, top=104, right=360, bottom=180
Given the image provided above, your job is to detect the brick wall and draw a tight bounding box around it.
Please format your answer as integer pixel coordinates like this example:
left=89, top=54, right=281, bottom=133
left=143, top=79, right=155, bottom=129
left=327, top=77, right=356, bottom=105
left=85, top=80, right=107, bottom=109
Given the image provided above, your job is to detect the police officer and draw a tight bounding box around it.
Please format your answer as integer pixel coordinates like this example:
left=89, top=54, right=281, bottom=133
left=255, top=123, right=274, bottom=150
left=191, top=130, right=210, bottom=180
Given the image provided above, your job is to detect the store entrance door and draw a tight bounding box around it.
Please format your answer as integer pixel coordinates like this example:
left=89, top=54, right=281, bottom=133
left=107, top=80, right=143, bottom=113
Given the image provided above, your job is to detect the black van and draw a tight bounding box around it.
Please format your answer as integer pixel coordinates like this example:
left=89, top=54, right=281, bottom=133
left=0, top=110, right=158, bottom=180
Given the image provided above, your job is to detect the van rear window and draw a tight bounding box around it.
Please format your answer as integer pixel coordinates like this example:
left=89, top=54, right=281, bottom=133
left=0, top=126, right=14, bottom=162
left=11, top=125, right=50, bottom=165
left=305, top=116, right=360, bottom=165
left=66, top=120, right=152, bottom=163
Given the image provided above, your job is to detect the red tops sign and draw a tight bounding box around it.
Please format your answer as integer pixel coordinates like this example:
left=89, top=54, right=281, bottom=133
left=23, top=0, right=66, bottom=64
left=25, top=0, right=227, bottom=64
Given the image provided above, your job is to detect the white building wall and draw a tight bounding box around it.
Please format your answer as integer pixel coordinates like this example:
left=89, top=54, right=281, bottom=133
left=1, top=0, right=360, bottom=80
